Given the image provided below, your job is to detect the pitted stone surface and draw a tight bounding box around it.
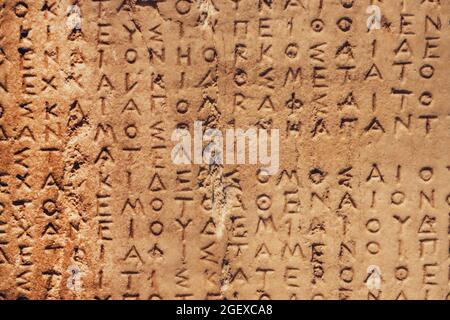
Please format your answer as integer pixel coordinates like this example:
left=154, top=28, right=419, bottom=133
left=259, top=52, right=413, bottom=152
left=0, top=0, right=449, bottom=300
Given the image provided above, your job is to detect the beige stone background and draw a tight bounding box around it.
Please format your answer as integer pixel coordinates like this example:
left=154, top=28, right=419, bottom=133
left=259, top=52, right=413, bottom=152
left=0, top=0, right=449, bottom=300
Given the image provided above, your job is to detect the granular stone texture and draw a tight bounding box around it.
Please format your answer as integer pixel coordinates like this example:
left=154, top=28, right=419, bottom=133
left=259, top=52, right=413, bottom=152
left=0, top=0, right=449, bottom=300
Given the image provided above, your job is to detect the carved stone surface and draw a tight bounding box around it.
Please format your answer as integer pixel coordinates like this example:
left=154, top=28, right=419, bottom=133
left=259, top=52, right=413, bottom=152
left=0, top=0, right=449, bottom=300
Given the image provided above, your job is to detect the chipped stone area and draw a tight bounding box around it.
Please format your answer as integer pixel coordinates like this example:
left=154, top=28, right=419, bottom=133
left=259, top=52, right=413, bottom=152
left=0, top=0, right=449, bottom=300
